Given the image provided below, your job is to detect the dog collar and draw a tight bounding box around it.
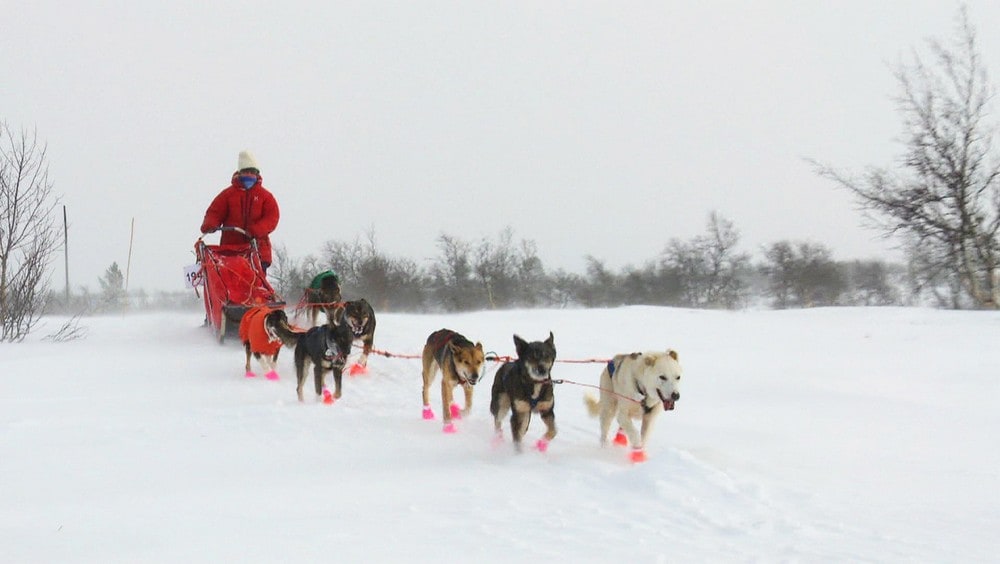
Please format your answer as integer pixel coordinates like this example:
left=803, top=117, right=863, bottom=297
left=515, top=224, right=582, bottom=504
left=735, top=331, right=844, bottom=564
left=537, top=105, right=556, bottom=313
left=634, top=382, right=659, bottom=414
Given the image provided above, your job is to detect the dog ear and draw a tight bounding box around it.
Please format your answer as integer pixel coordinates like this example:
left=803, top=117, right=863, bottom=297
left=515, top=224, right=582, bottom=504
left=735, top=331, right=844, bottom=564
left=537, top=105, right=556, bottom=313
left=512, top=334, right=527, bottom=355
left=475, top=342, right=483, bottom=351
left=545, top=331, right=554, bottom=347
left=644, top=355, right=656, bottom=367
left=668, top=349, right=678, bottom=361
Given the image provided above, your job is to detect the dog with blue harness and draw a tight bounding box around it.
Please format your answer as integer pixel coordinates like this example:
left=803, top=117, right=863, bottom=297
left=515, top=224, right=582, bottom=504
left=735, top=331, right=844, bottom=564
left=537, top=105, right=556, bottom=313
left=584, top=350, right=682, bottom=463
left=490, top=332, right=557, bottom=453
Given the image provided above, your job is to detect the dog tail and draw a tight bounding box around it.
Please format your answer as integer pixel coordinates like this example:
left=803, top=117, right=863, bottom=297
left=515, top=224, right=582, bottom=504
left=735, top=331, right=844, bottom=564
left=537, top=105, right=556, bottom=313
left=583, top=394, right=601, bottom=417
left=274, top=315, right=305, bottom=348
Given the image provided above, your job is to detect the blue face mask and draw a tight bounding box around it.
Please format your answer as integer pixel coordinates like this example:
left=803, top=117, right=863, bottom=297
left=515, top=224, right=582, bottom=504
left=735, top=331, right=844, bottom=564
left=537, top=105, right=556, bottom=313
left=239, top=175, right=257, bottom=190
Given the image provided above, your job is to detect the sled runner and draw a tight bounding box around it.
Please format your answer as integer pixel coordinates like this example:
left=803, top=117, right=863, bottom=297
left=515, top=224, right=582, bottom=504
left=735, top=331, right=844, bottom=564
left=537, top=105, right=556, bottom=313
left=193, top=227, right=284, bottom=343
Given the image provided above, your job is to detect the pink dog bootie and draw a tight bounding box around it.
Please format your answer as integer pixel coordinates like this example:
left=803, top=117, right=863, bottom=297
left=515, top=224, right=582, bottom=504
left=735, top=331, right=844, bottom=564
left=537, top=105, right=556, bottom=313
left=449, top=403, right=462, bottom=420
left=613, top=430, right=629, bottom=446
left=245, top=371, right=257, bottom=378
left=630, top=448, right=647, bottom=463
left=442, top=422, right=457, bottom=434
left=422, top=405, right=435, bottom=420
left=535, top=438, right=550, bottom=453
left=264, top=370, right=279, bottom=381
left=322, top=389, right=335, bottom=405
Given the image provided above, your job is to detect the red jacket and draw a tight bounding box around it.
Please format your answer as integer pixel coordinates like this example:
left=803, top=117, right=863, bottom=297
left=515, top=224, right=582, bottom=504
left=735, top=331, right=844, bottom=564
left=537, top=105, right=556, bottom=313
left=200, top=173, right=280, bottom=264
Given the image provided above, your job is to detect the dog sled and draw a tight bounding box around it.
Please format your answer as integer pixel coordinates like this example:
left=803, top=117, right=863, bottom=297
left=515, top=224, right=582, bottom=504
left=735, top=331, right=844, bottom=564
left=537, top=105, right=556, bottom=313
left=192, top=227, right=284, bottom=343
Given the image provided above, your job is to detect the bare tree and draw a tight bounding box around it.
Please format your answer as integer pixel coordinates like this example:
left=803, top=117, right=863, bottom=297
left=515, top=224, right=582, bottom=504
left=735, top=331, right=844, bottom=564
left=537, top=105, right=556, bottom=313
left=473, top=228, right=518, bottom=309
left=470, top=227, right=546, bottom=309
left=847, top=259, right=901, bottom=306
left=701, top=212, right=751, bottom=308
left=430, top=233, right=478, bottom=311
left=761, top=240, right=846, bottom=308
left=660, top=212, right=749, bottom=308
left=761, top=241, right=796, bottom=309
left=814, top=8, right=1000, bottom=308
left=514, top=238, right=546, bottom=307
left=270, top=244, right=323, bottom=304
left=0, top=124, right=59, bottom=341
left=578, top=255, right=621, bottom=307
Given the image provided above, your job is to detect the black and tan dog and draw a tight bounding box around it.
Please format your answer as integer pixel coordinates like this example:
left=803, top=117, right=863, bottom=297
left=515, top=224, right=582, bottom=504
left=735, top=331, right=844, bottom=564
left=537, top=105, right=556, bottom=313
left=304, top=271, right=343, bottom=327
left=421, top=328, right=485, bottom=433
left=343, top=299, right=376, bottom=369
left=238, top=306, right=303, bottom=380
left=490, top=332, right=557, bottom=452
left=294, top=307, right=354, bottom=404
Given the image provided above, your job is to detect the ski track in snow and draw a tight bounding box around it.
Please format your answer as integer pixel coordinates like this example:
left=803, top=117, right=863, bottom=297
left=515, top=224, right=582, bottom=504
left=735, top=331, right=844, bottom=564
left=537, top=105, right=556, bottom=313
left=2, top=308, right=997, bottom=562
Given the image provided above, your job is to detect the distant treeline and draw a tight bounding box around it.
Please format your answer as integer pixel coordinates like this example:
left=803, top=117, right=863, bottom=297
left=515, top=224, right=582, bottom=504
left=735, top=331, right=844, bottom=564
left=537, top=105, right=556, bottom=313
left=46, top=214, right=920, bottom=316
left=266, top=215, right=910, bottom=313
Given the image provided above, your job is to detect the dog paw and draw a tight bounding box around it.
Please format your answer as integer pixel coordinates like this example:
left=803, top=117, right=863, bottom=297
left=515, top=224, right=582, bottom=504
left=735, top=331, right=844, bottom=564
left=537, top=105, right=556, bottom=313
left=442, top=422, right=457, bottom=434
left=322, top=389, right=335, bottom=405
left=245, top=371, right=257, bottom=378
left=349, top=363, right=367, bottom=376
left=613, top=430, right=629, bottom=446
left=422, top=406, right=435, bottom=420
left=491, top=432, right=504, bottom=448
left=535, top=438, right=550, bottom=453
left=264, top=370, right=279, bottom=381
left=629, top=448, right=647, bottom=463
left=449, top=404, right=462, bottom=420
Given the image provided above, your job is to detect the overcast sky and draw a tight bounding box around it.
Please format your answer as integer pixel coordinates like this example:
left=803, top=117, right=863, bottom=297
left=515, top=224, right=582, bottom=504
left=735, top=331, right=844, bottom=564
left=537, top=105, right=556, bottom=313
left=4, top=1, right=998, bottom=293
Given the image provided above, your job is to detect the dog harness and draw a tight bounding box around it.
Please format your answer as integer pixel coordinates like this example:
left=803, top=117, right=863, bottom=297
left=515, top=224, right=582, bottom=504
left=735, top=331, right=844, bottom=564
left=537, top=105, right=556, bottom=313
left=428, top=329, right=478, bottom=385
left=608, top=356, right=655, bottom=414
left=426, top=329, right=457, bottom=352
left=500, top=367, right=550, bottom=409
left=308, top=270, right=340, bottom=289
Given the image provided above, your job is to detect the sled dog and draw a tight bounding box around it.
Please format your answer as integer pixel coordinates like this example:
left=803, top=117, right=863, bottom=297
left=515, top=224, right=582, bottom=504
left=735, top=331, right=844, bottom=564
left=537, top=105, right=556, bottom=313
left=238, top=306, right=302, bottom=380
left=343, top=299, right=376, bottom=367
left=420, top=329, right=485, bottom=432
left=304, top=271, right=343, bottom=327
left=294, top=307, right=354, bottom=403
left=490, top=332, right=557, bottom=452
left=584, top=350, right=682, bottom=461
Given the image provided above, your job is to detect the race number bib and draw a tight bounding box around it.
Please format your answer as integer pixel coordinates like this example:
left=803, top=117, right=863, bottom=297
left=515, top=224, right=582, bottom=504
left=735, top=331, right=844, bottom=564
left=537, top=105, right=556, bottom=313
left=183, top=263, right=204, bottom=288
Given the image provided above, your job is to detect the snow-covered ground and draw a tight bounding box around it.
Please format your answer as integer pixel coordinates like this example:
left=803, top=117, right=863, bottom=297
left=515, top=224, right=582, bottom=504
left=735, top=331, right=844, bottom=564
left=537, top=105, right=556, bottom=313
left=2, top=306, right=997, bottom=562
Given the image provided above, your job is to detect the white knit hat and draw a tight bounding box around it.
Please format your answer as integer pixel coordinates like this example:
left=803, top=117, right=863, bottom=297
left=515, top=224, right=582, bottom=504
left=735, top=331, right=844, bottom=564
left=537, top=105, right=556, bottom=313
left=237, top=150, right=260, bottom=172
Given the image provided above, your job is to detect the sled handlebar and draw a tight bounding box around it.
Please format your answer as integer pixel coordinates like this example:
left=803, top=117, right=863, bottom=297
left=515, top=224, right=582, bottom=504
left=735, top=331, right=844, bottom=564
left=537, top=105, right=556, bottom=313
left=217, top=226, right=248, bottom=236
left=198, top=226, right=250, bottom=240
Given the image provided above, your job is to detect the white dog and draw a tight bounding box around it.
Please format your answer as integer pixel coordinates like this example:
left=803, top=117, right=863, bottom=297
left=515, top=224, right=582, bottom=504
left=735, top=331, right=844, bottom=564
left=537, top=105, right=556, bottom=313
left=584, top=350, right=682, bottom=462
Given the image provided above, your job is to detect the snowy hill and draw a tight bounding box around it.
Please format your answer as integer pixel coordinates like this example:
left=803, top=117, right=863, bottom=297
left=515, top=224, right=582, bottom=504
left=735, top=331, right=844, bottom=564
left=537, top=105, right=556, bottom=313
left=2, top=307, right=997, bottom=562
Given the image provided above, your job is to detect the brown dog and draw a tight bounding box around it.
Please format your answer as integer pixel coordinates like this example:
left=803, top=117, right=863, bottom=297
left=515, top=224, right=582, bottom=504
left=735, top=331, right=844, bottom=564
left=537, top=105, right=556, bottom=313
left=304, top=271, right=342, bottom=327
left=420, top=329, right=485, bottom=433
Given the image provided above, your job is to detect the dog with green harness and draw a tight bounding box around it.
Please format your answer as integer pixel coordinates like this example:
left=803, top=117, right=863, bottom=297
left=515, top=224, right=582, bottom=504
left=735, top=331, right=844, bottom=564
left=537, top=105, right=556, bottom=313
left=304, top=270, right=342, bottom=327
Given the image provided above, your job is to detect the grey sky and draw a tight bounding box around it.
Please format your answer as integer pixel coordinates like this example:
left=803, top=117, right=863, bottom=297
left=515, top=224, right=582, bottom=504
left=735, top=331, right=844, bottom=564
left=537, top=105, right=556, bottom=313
left=3, top=1, right=996, bottom=293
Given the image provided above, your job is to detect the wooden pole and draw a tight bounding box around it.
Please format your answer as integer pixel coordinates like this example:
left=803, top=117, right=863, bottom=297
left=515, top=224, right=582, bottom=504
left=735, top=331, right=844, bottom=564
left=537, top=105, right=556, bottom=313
left=125, top=217, right=134, bottom=311
left=63, top=205, right=69, bottom=302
